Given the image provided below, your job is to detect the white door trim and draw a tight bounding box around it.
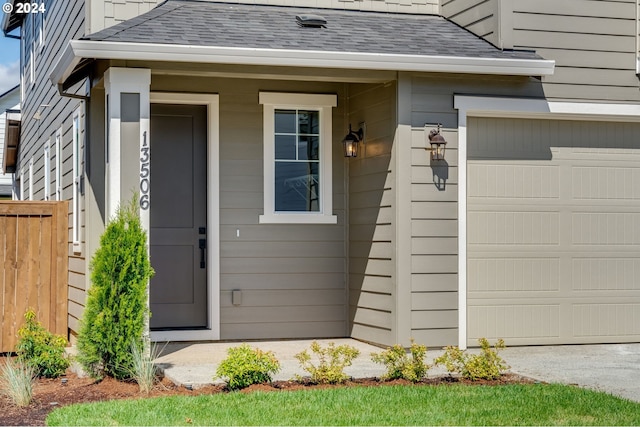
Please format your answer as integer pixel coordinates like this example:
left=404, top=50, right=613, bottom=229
left=454, top=95, right=640, bottom=349
left=150, top=92, right=220, bottom=342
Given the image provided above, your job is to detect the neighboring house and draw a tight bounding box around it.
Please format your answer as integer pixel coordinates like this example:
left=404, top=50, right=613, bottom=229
left=0, top=85, right=20, bottom=199
left=4, top=0, right=640, bottom=349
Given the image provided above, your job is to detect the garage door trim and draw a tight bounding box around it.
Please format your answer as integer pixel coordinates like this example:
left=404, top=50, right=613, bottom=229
left=454, top=95, right=640, bottom=349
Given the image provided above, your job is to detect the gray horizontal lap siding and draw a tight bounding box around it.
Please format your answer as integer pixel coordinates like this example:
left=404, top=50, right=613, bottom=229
left=151, top=75, right=348, bottom=340
left=513, top=0, right=640, bottom=102
left=17, top=0, right=86, bottom=334
left=348, top=82, right=396, bottom=347
left=202, top=0, right=439, bottom=14
left=441, top=0, right=500, bottom=48
left=408, top=72, right=545, bottom=347
left=443, top=0, right=640, bottom=102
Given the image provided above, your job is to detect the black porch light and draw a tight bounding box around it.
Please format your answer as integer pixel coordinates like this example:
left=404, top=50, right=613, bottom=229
left=342, top=124, right=364, bottom=158
left=426, top=123, right=447, bottom=161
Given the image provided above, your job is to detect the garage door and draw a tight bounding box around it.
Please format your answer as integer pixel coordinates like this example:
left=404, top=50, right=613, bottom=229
left=467, top=117, right=640, bottom=346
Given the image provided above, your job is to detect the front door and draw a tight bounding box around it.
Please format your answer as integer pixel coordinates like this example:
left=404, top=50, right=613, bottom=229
left=149, top=104, right=207, bottom=329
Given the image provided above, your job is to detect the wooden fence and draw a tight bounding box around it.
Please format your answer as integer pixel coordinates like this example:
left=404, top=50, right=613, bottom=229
left=0, top=201, right=68, bottom=353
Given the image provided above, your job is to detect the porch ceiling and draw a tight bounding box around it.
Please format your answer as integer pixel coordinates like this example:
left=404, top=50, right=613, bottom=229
left=50, top=0, right=555, bottom=87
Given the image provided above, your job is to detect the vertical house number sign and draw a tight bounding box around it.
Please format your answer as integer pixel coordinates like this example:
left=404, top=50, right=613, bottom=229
left=140, top=131, right=150, bottom=210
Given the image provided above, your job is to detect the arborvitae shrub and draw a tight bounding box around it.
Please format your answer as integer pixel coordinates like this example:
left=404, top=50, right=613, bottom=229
left=76, top=197, right=154, bottom=380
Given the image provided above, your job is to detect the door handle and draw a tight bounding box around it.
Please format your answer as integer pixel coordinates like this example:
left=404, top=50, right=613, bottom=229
left=199, top=238, right=206, bottom=269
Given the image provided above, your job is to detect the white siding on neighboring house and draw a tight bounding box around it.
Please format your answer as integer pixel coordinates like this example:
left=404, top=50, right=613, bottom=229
left=0, top=86, right=20, bottom=198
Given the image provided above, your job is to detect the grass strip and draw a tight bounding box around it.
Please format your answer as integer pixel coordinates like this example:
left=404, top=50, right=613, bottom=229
left=47, top=383, right=640, bottom=426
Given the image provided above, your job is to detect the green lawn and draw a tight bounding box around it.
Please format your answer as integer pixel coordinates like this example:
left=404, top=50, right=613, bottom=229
left=47, top=383, right=640, bottom=426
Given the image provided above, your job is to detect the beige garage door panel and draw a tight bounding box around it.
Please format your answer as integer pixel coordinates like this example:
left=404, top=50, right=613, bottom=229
left=468, top=117, right=640, bottom=346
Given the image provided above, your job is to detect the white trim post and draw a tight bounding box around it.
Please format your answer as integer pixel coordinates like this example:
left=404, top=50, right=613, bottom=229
left=104, top=67, right=151, bottom=221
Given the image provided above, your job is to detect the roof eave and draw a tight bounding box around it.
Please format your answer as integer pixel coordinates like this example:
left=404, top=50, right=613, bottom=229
left=2, top=1, right=23, bottom=35
left=51, top=39, right=555, bottom=86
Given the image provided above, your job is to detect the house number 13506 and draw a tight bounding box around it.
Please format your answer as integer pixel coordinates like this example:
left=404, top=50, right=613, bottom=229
left=140, top=131, right=150, bottom=210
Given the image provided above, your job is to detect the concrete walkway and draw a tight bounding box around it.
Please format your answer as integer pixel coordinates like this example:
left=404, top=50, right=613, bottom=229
left=155, top=339, right=640, bottom=402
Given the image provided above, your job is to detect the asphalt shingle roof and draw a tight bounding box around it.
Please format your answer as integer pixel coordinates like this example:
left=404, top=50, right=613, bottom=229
left=85, top=0, right=541, bottom=60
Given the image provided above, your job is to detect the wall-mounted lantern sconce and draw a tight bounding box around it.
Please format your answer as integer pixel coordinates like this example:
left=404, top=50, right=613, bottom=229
left=426, top=123, right=447, bottom=161
left=342, top=123, right=364, bottom=158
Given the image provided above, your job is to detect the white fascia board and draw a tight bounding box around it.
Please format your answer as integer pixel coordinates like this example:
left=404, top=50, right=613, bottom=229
left=51, top=39, right=555, bottom=85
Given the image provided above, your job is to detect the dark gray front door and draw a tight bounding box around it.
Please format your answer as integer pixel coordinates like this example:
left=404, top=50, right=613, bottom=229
left=149, top=104, right=207, bottom=329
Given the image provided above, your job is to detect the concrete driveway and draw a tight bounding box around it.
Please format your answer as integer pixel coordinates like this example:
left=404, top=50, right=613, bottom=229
left=501, top=343, right=640, bottom=403
left=156, top=340, right=640, bottom=402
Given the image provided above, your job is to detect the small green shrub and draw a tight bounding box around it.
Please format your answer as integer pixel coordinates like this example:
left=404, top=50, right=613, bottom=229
left=16, top=309, right=69, bottom=378
left=76, top=196, right=154, bottom=380
left=371, top=339, right=429, bottom=382
left=434, top=338, right=509, bottom=381
left=215, top=344, right=281, bottom=390
left=295, top=341, right=360, bottom=384
left=0, top=358, right=36, bottom=407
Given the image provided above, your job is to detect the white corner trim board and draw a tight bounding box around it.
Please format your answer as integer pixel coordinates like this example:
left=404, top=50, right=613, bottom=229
left=454, top=95, right=640, bottom=349
left=50, top=39, right=555, bottom=86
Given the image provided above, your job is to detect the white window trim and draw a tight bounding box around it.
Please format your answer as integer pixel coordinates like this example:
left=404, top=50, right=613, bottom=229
left=72, top=107, right=82, bottom=252
left=259, top=92, right=337, bottom=224
left=43, top=141, right=50, bottom=200
left=454, top=95, right=640, bottom=350
left=19, top=167, right=25, bottom=200
left=55, top=127, right=62, bottom=200
left=28, top=158, right=33, bottom=200
left=30, top=47, right=34, bottom=87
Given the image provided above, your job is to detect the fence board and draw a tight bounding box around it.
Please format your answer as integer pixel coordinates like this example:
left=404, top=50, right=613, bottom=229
left=0, top=201, right=68, bottom=353
left=3, top=214, right=17, bottom=351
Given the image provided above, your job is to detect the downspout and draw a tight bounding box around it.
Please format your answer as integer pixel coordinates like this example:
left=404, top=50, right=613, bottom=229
left=57, top=83, right=89, bottom=101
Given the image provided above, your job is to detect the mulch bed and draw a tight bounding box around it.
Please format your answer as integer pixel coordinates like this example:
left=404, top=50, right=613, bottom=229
left=0, top=372, right=535, bottom=426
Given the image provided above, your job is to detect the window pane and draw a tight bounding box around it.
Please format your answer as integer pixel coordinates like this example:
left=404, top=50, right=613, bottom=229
left=275, top=110, right=296, bottom=133
left=275, top=135, right=296, bottom=160
left=298, top=110, right=319, bottom=135
left=275, top=161, right=320, bottom=212
left=298, top=136, right=319, bottom=160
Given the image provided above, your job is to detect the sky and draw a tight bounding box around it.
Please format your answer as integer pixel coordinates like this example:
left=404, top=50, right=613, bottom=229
left=0, top=31, right=20, bottom=95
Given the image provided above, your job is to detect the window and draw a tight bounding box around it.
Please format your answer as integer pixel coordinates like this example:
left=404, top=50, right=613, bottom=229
left=38, top=11, right=44, bottom=51
left=43, top=142, right=50, bottom=200
left=30, top=47, right=34, bottom=86
left=55, top=128, right=62, bottom=200
left=28, top=158, right=33, bottom=200
left=72, top=108, right=82, bottom=251
left=259, top=92, right=337, bottom=224
left=19, top=167, right=25, bottom=200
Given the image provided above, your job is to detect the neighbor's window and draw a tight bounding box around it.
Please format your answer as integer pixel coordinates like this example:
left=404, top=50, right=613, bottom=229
left=55, top=127, right=62, bottom=200
left=43, top=141, right=50, bottom=200
left=72, top=107, right=82, bottom=251
left=259, top=92, right=337, bottom=224
left=28, top=158, right=33, bottom=200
